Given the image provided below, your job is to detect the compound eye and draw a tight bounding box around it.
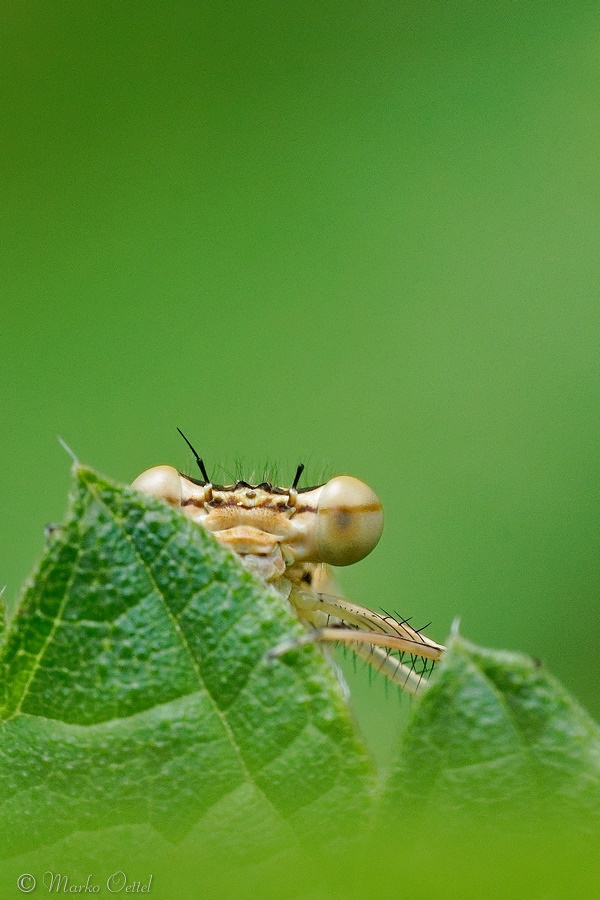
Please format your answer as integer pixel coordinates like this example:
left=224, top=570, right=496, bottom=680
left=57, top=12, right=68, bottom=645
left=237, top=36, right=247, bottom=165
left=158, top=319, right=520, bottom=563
left=132, top=465, right=183, bottom=505
left=315, top=476, right=383, bottom=566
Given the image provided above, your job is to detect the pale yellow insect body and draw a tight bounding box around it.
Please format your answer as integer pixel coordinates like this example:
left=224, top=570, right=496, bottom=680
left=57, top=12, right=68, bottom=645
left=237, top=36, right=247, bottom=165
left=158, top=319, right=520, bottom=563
left=133, top=458, right=444, bottom=694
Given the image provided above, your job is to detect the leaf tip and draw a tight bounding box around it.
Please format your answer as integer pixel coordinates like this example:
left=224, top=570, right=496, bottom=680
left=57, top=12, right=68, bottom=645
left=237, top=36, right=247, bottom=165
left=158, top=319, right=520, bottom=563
left=57, top=435, right=79, bottom=466
left=450, top=616, right=461, bottom=639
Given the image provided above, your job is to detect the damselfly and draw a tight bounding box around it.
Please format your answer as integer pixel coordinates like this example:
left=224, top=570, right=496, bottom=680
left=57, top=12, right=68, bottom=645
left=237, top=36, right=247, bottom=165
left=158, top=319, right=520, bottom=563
left=132, top=430, right=445, bottom=694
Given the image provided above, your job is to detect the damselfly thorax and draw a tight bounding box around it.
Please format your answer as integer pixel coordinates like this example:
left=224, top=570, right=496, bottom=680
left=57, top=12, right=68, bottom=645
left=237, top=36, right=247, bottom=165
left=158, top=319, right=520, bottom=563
left=132, top=431, right=445, bottom=694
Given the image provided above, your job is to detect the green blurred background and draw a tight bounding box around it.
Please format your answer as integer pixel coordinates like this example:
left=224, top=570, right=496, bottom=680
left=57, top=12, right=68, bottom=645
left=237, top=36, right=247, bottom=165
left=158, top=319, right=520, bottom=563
left=1, top=2, right=599, bottom=760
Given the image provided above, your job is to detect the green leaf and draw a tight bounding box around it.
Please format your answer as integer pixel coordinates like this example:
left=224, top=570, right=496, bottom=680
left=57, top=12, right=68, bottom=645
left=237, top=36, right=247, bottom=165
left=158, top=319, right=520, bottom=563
left=0, top=465, right=373, bottom=859
left=379, top=628, right=600, bottom=828
left=2, top=463, right=599, bottom=878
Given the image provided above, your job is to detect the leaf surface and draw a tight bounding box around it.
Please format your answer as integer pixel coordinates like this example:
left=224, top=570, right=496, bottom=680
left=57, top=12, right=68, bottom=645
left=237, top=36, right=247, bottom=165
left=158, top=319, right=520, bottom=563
left=0, top=466, right=373, bottom=857
left=380, top=629, right=600, bottom=827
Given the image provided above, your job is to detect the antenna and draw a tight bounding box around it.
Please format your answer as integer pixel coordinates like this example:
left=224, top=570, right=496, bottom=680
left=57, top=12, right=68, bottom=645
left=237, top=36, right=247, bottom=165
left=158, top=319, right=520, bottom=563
left=291, top=463, right=305, bottom=490
left=177, top=427, right=211, bottom=483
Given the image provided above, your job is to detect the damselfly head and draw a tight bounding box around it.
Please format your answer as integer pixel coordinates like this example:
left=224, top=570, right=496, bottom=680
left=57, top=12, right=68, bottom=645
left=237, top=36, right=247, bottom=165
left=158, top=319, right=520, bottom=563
left=132, top=430, right=444, bottom=695
left=131, top=467, right=383, bottom=570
